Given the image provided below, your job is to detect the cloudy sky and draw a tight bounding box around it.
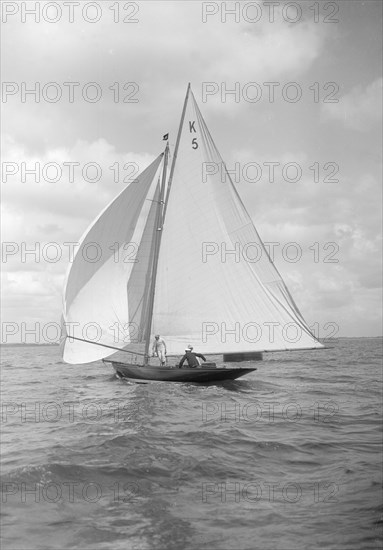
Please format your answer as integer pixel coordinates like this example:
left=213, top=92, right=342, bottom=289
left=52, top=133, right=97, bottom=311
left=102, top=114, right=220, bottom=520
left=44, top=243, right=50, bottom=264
left=1, top=0, right=382, bottom=342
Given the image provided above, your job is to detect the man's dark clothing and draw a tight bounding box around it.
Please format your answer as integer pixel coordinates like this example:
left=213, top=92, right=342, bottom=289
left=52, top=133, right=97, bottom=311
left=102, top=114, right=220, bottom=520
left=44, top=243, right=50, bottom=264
left=179, top=351, right=206, bottom=368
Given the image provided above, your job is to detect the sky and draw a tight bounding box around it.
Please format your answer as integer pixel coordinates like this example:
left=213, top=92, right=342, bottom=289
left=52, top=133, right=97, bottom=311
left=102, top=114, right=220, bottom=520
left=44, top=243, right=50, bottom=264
left=1, top=0, right=382, bottom=343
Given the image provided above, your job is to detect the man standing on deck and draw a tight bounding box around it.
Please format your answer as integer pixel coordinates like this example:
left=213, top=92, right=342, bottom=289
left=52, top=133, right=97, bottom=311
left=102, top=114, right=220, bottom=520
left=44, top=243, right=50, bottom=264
left=178, top=346, right=206, bottom=368
left=152, top=334, right=167, bottom=366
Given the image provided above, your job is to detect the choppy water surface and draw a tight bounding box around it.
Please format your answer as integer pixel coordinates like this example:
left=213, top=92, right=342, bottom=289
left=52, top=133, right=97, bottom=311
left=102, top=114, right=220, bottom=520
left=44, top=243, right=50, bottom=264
left=1, top=338, right=382, bottom=550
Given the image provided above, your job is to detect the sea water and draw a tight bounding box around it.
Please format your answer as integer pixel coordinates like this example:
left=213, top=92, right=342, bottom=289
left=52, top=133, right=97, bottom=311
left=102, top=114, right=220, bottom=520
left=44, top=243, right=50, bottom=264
left=1, top=338, right=382, bottom=550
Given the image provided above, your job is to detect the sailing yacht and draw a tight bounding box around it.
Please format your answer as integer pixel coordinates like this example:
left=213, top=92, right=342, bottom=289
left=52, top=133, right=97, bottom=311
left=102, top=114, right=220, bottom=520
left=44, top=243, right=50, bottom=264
left=61, top=84, right=323, bottom=382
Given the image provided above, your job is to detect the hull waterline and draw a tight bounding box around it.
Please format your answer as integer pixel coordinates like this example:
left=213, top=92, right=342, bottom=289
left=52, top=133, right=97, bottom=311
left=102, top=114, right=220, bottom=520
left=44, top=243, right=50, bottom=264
left=103, top=360, right=257, bottom=383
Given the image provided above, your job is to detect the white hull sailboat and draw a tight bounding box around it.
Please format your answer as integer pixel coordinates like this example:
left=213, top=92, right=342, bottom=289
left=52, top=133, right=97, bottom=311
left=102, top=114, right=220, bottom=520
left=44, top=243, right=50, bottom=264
left=61, top=84, right=323, bottom=382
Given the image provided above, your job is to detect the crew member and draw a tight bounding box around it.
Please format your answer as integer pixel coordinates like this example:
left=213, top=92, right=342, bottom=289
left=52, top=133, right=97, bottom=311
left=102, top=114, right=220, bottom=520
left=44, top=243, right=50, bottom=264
left=152, top=334, right=167, bottom=366
left=178, top=346, right=206, bottom=368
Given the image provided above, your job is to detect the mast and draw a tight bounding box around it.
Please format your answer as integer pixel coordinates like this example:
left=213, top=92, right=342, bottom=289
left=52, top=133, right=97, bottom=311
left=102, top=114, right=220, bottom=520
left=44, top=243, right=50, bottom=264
left=143, top=84, right=191, bottom=361
left=163, top=83, right=191, bottom=219
left=143, top=143, right=169, bottom=361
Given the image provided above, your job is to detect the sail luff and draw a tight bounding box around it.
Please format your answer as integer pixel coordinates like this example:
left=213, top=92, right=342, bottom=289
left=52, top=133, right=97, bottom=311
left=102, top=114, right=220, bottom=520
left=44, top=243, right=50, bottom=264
left=143, top=145, right=169, bottom=360
left=163, top=83, right=191, bottom=220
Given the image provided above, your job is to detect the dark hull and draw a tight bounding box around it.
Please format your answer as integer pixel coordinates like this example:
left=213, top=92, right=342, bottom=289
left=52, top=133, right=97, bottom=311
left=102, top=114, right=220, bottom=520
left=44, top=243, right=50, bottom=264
left=104, top=360, right=256, bottom=383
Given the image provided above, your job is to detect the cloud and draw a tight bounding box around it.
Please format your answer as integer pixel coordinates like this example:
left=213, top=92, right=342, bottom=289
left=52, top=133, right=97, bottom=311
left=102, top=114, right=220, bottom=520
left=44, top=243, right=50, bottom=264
left=1, top=2, right=381, bottom=339
left=2, top=134, right=154, bottom=221
left=2, top=1, right=326, bottom=150
left=323, top=78, right=383, bottom=131
left=1, top=135, right=155, bottom=281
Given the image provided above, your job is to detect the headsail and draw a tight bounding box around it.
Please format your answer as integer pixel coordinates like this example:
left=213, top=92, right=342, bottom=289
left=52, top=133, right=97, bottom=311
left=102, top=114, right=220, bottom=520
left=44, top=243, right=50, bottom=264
left=62, top=154, right=163, bottom=363
left=151, top=86, right=323, bottom=354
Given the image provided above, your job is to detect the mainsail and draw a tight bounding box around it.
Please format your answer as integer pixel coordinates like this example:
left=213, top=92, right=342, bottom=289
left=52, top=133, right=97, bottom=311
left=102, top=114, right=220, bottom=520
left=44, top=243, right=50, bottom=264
left=152, top=86, right=322, bottom=354
left=62, top=85, right=322, bottom=364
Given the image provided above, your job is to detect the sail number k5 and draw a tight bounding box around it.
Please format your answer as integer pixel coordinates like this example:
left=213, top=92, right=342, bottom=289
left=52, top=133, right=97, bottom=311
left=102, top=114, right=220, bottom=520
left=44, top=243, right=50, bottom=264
left=190, top=121, right=198, bottom=149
